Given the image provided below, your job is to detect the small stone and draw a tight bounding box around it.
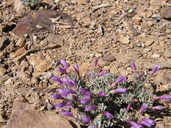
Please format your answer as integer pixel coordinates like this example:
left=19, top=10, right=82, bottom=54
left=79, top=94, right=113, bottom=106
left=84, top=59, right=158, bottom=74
left=145, top=39, right=154, bottom=46
left=0, top=67, right=6, bottom=76
left=10, top=47, right=26, bottom=59
left=16, top=71, right=30, bottom=80
left=26, top=54, right=45, bottom=66
left=76, top=0, right=87, bottom=4
left=16, top=37, right=26, bottom=47
left=164, top=50, right=171, bottom=58
left=118, top=37, right=130, bottom=44
left=35, top=60, right=52, bottom=72
left=151, top=14, right=161, bottom=20
left=102, top=55, right=116, bottom=62
left=0, top=36, right=10, bottom=51
left=95, top=53, right=102, bottom=57
left=151, top=53, right=160, bottom=58
left=46, top=34, right=63, bottom=46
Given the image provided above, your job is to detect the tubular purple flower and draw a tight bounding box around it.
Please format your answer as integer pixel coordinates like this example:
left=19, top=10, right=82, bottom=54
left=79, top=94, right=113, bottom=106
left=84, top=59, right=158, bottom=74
left=130, top=62, right=136, bottom=74
left=80, top=98, right=91, bottom=104
left=58, top=88, right=68, bottom=97
left=94, top=59, right=98, bottom=67
left=98, top=91, right=105, bottom=96
left=128, top=121, right=144, bottom=128
left=98, top=70, right=108, bottom=77
left=139, top=104, right=148, bottom=113
left=114, top=76, right=126, bottom=84
left=139, top=118, right=155, bottom=127
left=51, top=94, right=64, bottom=99
left=55, top=102, right=66, bottom=109
left=62, top=77, right=71, bottom=86
left=102, top=111, right=114, bottom=119
left=66, top=102, right=72, bottom=109
left=60, top=59, right=69, bottom=69
left=51, top=76, right=63, bottom=86
left=79, top=88, right=92, bottom=97
left=152, top=106, right=163, bottom=110
left=73, top=64, right=80, bottom=76
left=60, top=109, right=73, bottom=117
left=149, top=65, right=160, bottom=76
left=57, top=67, right=68, bottom=75
left=138, top=72, right=144, bottom=80
left=155, top=95, right=171, bottom=100
left=110, top=88, right=127, bottom=93
left=82, top=115, right=91, bottom=123
left=84, top=105, right=98, bottom=111
left=70, top=80, right=77, bottom=87
left=58, top=88, right=75, bottom=97
left=126, top=103, right=132, bottom=112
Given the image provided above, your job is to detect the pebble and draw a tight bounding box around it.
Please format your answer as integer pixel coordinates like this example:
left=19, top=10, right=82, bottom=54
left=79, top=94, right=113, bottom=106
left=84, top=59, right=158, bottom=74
left=151, top=53, right=160, bottom=58
left=118, top=37, right=130, bottom=44
left=102, top=55, right=116, bottom=62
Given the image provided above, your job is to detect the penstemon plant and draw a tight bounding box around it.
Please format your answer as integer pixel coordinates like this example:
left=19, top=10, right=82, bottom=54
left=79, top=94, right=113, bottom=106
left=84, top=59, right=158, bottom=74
left=50, top=59, right=171, bottom=128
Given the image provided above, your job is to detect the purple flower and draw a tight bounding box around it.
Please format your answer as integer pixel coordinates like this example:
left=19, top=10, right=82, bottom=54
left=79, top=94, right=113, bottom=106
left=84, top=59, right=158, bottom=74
left=60, top=59, right=69, bottom=69
left=110, top=88, right=127, bottom=93
left=70, top=80, right=77, bottom=87
left=73, top=64, right=80, bottom=76
left=51, top=94, right=64, bottom=99
left=60, top=109, right=73, bottom=117
left=130, top=62, right=136, bottom=74
left=57, top=67, right=68, bottom=75
left=126, top=103, right=132, bottom=112
left=139, top=104, right=148, bottom=113
left=58, top=88, right=75, bottom=97
left=55, top=102, right=66, bottom=109
left=84, top=105, right=98, bottom=111
left=139, top=118, right=155, bottom=127
left=98, top=70, right=108, bottom=77
left=155, top=95, right=171, bottom=100
left=114, top=76, right=126, bottom=84
left=79, top=88, right=92, bottom=97
left=51, top=76, right=63, bottom=86
left=102, top=111, right=114, bottom=119
left=62, top=77, right=71, bottom=86
left=138, top=72, right=144, bottom=80
left=152, top=106, right=163, bottom=110
left=128, top=121, right=144, bottom=128
left=149, top=65, right=160, bottom=76
left=97, top=91, right=105, bottom=96
left=80, top=98, right=91, bottom=104
left=62, top=78, right=76, bottom=87
left=94, top=59, right=98, bottom=67
left=66, top=102, right=72, bottom=109
left=82, top=115, right=91, bottom=123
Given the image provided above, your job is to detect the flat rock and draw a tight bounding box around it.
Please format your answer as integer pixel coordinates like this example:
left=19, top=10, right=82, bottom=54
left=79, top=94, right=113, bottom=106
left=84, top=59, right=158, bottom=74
left=101, top=55, right=116, bottom=62
left=118, top=37, right=130, bottom=44
left=0, top=67, right=6, bottom=76
left=0, top=36, right=10, bottom=51
left=6, top=102, right=80, bottom=128
left=161, top=7, right=171, bottom=19
left=35, top=60, right=52, bottom=72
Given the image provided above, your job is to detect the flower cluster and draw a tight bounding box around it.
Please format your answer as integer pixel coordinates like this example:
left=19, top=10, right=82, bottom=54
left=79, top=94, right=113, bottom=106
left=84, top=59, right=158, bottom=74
left=50, top=59, right=171, bottom=128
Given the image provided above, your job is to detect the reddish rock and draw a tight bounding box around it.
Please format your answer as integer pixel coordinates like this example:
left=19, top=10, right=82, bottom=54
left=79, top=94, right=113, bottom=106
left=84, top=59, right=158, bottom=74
left=161, top=7, right=171, bottom=19
left=102, top=55, right=116, bottom=62
left=6, top=102, right=80, bottom=128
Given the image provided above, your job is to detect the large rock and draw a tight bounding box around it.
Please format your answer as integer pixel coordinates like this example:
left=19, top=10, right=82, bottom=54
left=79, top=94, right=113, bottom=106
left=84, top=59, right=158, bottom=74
left=161, top=7, right=171, bottom=19
left=6, top=102, right=80, bottom=128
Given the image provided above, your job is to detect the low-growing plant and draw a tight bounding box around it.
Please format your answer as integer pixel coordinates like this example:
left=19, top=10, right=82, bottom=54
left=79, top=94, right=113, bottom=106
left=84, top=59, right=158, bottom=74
left=20, top=0, right=42, bottom=7
left=50, top=59, right=171, bottom=128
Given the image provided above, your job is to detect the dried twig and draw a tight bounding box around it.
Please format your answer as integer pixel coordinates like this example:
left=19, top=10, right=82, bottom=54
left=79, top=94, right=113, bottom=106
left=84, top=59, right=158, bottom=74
left=92, top=3, right=111, bottom=11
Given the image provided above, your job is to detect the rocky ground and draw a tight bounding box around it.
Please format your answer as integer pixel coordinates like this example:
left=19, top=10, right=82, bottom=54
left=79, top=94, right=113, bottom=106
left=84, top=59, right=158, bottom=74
left=0, top=0, right=171, bottom=127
